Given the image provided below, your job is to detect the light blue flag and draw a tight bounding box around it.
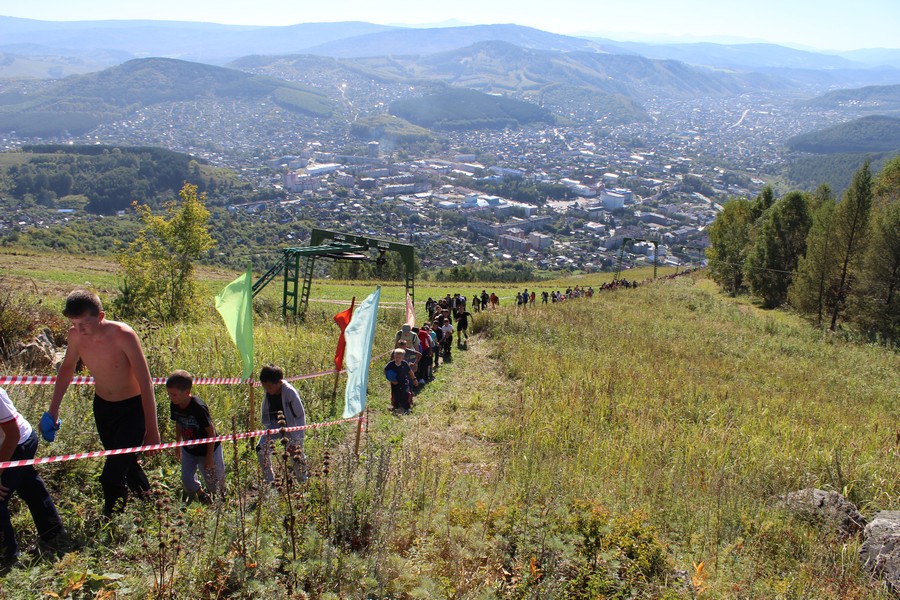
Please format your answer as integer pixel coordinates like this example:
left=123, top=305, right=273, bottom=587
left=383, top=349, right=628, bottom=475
left=343, top=286, right=381, bottom=418
left=215, top=265, right=255, bottom=380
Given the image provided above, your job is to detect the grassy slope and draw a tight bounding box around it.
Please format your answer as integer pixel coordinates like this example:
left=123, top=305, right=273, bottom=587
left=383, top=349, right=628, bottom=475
left=471, top=276, right=898, bottom=597
left=0, top=253, right=897, bottom=597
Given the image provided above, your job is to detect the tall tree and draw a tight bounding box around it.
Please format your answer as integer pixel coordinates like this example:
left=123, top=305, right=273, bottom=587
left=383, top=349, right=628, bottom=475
left=744, top=191, right=811, bottom=308
left=828, top=161, right=873, bottom=331
left=789, top=190, right=838, bottom=327
left=749, top=185, right=775, bottom=221
left=707, top=198, right=753, bottom=296
left=115, top=183, right=215, bottom=322
left=852, top=156, right=900, bottom=343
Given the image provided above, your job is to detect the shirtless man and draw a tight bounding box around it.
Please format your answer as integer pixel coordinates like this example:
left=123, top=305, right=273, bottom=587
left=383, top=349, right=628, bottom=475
left=42, top=289, right=160, bottom=515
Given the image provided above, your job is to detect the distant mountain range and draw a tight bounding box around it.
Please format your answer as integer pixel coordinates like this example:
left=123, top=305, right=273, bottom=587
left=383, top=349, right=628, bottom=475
left=2, top=16, right=899, bottom=90
left=0, top=56, right=560, bottom=137
left=303, top=24, right=605, bottom=57
left=0, top=38, right=817, bottom=138
left=2, top=18, right=900, bottom=142
left=0, top=17, right=395, bottom=64
left=232, top=40, right=793, bottom=123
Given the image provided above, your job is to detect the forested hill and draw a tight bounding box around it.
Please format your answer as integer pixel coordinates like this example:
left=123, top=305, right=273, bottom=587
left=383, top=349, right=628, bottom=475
left=3, top=145, right=249, bottom=214
left=804, top=83, right=900, bottom=111
left=389, top=87, right=552, bottom=130
left=0, top=58, right=335, bottom=136
left=785, top=115, right=900, bottom=154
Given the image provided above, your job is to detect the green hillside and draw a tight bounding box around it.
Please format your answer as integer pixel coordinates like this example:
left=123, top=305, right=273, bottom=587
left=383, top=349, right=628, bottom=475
left=0, top=57, right=335, bottom=136
left=784, top=150, right=898, bottom=194
left=0, top=145, right=251, bottom=213
left=785, top=115, right=900, bottom=154
left=805, top=83, right=900, bottom=111
left=0, top=264, right=896, bottom=598
left=390, top=87, right=552, bottom=130
left=0, top=52, right=114, bottom=79
left=349, top=114, right=433, bottom=142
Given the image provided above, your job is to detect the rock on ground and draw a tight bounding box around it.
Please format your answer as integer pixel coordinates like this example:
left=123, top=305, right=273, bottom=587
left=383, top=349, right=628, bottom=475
left=859, top=511, right=900, bottom=593
left=777, top=488, right=867, bottom=536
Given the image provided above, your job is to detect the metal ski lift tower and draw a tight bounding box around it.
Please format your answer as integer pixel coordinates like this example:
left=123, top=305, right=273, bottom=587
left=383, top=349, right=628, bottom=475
left=252, top=228, right=416, bottom=317
left=614, top=237, right=659, bottom=281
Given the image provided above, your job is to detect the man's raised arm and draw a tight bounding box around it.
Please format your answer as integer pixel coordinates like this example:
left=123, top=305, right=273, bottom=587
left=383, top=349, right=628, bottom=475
left=50, top=332, right=83, bottom=418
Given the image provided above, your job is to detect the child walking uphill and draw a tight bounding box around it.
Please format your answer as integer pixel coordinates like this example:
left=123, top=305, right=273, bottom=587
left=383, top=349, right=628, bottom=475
left=256, top=365, right=307, bottom=484
left=384, top=349, right=418, bottom=413
left=166, top=371, right=225, bottom=503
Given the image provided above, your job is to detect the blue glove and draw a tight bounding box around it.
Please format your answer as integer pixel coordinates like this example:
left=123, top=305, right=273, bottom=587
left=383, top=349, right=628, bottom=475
left=39, top=412, right=60, bottom=442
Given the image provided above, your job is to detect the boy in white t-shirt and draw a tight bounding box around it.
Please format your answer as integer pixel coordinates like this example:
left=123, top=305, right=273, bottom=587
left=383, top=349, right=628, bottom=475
left=0, top=387, right=68, bottom=568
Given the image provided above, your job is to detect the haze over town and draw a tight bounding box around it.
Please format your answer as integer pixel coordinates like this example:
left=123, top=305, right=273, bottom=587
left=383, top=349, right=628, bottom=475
left=4, top=0, right=900, bottom=51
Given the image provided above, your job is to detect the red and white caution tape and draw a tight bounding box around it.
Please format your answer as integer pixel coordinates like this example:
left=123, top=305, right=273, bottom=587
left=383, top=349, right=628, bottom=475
left=1, top=350, right=394, bottom=388
left=0, top=375, right=244, bottom=386
left=0, top=417, right=363, bottom=470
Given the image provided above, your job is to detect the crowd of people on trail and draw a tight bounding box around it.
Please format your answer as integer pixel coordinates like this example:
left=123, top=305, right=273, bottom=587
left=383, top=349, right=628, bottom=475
left=385, top=291, right=500, bottom=414
left=383, top=270, right=702, bottom=414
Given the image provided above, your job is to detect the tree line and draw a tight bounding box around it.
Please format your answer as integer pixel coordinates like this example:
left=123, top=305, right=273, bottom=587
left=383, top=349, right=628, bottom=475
left=4, top=146, right=231, bottom=214
left=706, top=157, right=900, bottom=344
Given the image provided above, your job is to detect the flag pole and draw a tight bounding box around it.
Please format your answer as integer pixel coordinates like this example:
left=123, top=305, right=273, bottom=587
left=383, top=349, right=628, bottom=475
left=330, top=369, right=340, bottom=418
left=248, top=378, right=256, bottom=431
left=354, top=410, right=365, bottom=456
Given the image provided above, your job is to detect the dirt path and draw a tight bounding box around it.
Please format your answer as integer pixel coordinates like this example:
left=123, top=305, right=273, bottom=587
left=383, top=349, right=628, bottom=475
left=384, top=335, right=520, bottom=484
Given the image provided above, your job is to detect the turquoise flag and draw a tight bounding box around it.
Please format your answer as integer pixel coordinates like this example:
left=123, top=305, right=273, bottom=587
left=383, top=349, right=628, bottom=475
left=343, top=286, right=381, bottom=418
left=215, top=265, right=255, bottom=380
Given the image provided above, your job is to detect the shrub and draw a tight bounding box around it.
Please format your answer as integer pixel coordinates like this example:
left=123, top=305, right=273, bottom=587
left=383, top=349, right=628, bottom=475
left=0, top=290, right=68, bottom=365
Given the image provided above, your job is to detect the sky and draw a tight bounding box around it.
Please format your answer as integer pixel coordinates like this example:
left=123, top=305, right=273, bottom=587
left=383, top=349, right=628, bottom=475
left=3, top=0, right=899, bottom=51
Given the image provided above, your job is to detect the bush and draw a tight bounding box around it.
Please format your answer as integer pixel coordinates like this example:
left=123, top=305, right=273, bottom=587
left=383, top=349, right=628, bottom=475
left=0, top=290, right=68, bottom=364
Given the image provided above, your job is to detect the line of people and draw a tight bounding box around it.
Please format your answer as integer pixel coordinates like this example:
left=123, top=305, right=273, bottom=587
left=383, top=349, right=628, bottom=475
left=428, top=291, right=499, bottom=317
left=386, top=292, right=482, bottom=414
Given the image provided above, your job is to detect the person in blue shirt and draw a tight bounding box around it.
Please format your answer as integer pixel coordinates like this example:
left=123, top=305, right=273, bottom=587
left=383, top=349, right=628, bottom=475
left=384, top=349, right=418, bottom=412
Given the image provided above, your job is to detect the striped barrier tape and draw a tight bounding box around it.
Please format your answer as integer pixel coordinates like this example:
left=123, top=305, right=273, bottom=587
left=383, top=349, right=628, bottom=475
left=310, top=298, right=405, bottom=308
left=0, top=348, right=394, bottom=469
left=0, top=376, right=244, bottom=386
left=0, top=416, right=363, bottom=470
left=0, top=350, right=395, bottom=388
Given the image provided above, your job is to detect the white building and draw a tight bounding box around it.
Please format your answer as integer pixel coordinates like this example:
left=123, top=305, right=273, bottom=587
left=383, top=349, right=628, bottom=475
left=306, top=163, right=342, bottom=176
left=529, top=232, right=553, bottom=250
left=601, top=190, right=626, bottom=211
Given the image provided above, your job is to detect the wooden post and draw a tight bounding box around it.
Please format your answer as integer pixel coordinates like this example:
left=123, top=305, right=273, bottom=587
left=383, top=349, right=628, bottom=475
left=248, top=379, right=256, bottom=431
left=329, top=369, right=340, bottom=418
left=354, top=413, right=364, bottom=456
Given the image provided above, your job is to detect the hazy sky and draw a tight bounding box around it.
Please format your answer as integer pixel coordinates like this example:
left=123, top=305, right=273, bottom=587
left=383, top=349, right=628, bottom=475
left=4, top=0, right=899, bottom=51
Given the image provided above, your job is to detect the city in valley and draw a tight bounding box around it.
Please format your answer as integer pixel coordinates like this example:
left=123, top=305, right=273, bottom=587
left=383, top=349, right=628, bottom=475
left=0, top=20, right=896, bottom=275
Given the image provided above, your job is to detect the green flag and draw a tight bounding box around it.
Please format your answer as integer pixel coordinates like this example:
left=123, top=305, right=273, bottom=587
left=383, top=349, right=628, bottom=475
left=343, top=286, right=381, bottom=418
left=215, top=265, right=254, bottom=380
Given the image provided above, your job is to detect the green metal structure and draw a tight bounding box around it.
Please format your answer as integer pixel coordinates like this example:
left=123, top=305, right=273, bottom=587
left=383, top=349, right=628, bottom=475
left=253, top=228, right=416, bottom=317
left=614, top=237, right=659, bottom=281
